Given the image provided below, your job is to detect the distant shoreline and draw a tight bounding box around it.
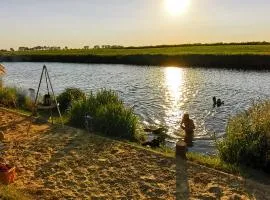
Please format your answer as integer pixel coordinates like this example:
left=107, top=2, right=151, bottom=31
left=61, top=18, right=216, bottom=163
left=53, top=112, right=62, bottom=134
left=2, top=54, right=270, bottom=69
left=1, top=44, right=270, bottom=69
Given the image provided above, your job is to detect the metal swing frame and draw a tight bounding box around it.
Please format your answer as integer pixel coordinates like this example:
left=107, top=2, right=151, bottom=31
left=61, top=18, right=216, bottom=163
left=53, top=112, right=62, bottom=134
left=35, top=65, right=62, bottom=124
left=27, top=65, right=63, bottom=132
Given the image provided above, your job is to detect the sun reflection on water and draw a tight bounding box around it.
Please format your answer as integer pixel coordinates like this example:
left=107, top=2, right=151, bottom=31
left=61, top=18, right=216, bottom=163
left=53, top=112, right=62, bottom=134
left=164, top=67, right=185, bottom=136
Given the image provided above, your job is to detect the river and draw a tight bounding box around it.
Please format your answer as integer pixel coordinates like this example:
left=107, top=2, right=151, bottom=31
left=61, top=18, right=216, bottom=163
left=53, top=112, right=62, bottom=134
left=2, top=62, right=270, bottom=154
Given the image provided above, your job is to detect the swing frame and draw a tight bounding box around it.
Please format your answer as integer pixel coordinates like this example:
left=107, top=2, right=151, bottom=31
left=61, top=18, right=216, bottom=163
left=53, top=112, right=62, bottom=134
left=27, top=65, right=63, bottom=134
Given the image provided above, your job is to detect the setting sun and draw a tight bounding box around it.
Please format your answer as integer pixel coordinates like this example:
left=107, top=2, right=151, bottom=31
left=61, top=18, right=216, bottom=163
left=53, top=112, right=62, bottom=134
left=165, top=0, right=191, bottom=16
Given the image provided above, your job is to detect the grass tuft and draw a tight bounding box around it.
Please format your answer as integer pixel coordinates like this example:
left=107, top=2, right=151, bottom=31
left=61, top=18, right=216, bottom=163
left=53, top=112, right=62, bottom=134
left=69, top=89, right=144, bottom=142
left=0, top=185, right=31, bottom=200
left=217, top=100, right=270, bottom=171
left=187, top=152, right=246, bottom=176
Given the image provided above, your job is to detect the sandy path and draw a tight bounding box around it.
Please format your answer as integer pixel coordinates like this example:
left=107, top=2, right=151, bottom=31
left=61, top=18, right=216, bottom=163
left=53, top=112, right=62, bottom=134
left=0, top=108, right=269, bottom=199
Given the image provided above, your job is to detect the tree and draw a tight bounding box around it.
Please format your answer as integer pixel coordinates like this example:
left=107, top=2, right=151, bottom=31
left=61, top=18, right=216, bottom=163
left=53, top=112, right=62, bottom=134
left=18, top=47, right=29, bottom=51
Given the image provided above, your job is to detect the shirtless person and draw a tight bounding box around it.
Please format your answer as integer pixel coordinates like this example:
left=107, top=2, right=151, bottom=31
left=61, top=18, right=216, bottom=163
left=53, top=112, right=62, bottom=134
left=180, top=113, right=195, bottom=147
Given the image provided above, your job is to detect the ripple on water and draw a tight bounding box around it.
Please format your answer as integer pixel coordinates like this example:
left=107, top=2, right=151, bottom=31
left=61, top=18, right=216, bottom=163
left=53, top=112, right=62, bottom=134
left=3, top=62, right=270, bottom=154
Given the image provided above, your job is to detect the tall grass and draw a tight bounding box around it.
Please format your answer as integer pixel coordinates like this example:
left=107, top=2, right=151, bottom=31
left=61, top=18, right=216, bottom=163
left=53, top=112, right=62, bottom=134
left=0, top=87, right=17, bottom=107
left=0, top=185, right=31, bottom=200
left=217, top=101, right=270, bottom=170
left=187, top=152, right=245, bottom=176
left=95, top=103, right=138, bottom=139
left=0, top=87, right=33, bottom=110
left=57, top=87, right=86, bottom=112
left=69, top=89, right=144, bottom=141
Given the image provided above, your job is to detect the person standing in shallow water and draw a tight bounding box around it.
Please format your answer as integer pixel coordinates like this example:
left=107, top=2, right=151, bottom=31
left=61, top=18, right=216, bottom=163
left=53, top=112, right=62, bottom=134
left=180, top=113, right=195, bottom=147
left=213, top=96, right=224, bottom=107
left=213, top=96, right=217, bottom=107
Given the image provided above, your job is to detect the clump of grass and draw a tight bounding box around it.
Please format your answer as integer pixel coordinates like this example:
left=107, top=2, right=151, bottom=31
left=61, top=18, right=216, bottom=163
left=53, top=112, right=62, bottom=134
left=95, top=103, right=139, bottom=140
left=57, top=87, right=86, bottom=112
left=69, top=89, right=144, bottom=142
left=217, top=100, right=270, bottom=171
left=187, top=152, right=245, bottom=176
left=0, top=87, right=33, bottom=111
left=0, top=87, right=17, bottom=107
left=95, top=89, right=122, bottom=106
left=0, top=185, right=31, bottom=200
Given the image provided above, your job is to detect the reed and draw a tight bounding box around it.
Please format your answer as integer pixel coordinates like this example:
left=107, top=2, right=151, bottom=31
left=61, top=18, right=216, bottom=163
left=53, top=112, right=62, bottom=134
left=57, top=87, right=86, bottom=112
left=0, top=87, right=33, bottom=110
left=68, top=89, right=143, bottom=141
left=217, top=100, right=270, bottom=171
left=0, top=87, right=17, bottom=107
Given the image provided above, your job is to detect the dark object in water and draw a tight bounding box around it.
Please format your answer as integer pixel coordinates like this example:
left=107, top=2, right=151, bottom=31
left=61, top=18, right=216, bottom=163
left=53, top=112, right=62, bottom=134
left=143, top=127, right=167, bottom=134
left=142, top=137, right=162, bottom=148
left=213, top=96, right=224, bottom=107
left=216, top=98, right=224, bottom=107
left=212, top=96, right=217, bottom=106
left=143, top=127, right=167, bottom=147
left=143, top=128, right=153, bottom=132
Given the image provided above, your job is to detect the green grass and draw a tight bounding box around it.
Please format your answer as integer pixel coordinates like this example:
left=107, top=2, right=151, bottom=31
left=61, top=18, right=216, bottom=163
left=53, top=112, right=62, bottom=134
left=68, top=89, right=144, bottom=142
left=1, top=44, right=270, bottom=56
left=187, top=152, right=246, bottom=176
left=57, top=87, right=86, bottom=112
left=0, top=87, right=33, bottom=110
left=217, top=100, right=270, bottom=170
left=2, top=44, right=270, bottom=68
left=0, top=185, right=31, bottom=200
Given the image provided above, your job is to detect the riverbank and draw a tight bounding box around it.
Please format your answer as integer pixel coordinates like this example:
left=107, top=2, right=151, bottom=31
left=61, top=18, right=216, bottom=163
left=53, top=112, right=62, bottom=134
left=1, top=44, right=270, bottom=69
left=1, top=108, right=270, bottom=199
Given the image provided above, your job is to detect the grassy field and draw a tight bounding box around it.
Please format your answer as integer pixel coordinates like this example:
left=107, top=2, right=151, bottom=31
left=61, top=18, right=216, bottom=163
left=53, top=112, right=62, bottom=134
left=1, top=44, right=270, bottom=56
left=1, top=44, right=270, bottom=68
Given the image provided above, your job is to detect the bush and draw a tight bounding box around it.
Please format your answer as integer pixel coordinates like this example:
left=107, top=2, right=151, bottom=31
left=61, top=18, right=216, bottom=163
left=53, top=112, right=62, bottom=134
left=0, top=87, right=17, bottom=107
left=0, top=87, right=33, bottom=110
left=69, top=89, right=143, bottom=141
left=95, top=103, right=139, bottom=140
left=95, top=89, right=122, bottom=106
left=218, top=101, right=270, bottom=170
left=57, top=88, right=86, bottom=112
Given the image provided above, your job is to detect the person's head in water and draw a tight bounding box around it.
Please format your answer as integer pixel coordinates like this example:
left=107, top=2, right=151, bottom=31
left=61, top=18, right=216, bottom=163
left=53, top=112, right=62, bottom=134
left=216, top=98, right=224, bottom=107
left=182, top=113, right=190, bottom=122
left=213, top=96, right=217, bottom=105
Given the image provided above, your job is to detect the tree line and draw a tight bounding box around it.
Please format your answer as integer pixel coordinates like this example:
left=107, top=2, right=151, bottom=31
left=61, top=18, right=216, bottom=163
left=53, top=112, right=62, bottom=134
left=1, top=41, right=269, bottom=52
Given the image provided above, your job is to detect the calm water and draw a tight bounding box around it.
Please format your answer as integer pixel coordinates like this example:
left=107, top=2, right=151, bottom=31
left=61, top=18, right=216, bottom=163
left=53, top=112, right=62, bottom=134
left=3, top=62, right=270, bottom=154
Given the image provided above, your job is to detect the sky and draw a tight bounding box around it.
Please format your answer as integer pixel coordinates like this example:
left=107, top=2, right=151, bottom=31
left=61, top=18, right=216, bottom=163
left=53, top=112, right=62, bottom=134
left=1, top=0, right=270, bottom=49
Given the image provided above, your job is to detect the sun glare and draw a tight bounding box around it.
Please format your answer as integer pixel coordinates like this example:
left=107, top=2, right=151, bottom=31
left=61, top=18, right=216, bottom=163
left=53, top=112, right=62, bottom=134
left=165, top=0, right=191, bottom=16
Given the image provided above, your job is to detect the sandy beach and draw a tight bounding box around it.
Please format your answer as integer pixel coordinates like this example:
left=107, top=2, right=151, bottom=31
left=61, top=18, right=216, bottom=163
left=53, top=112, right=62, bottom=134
left=0, top=108, right=269, bottom=199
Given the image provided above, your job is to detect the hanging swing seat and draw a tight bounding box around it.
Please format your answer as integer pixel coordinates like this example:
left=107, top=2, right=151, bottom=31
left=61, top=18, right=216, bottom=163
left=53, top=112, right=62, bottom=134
left=36, top=103, right=57, bottom=110
left=36, top=93, right=57, bottom=110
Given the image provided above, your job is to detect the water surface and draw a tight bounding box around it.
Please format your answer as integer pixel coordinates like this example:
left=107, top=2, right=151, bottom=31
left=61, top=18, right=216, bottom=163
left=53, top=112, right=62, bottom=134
left=3, top=62, right=270, bottom=154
